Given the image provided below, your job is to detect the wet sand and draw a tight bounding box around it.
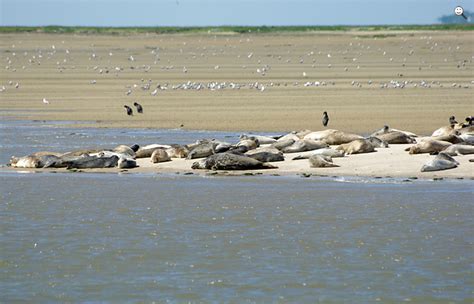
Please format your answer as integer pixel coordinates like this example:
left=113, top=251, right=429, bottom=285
left=1, top=31, right=473, bottom=134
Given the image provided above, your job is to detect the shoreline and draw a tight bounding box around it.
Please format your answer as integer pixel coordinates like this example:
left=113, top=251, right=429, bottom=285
left=5, top=144, right=474, bottom=180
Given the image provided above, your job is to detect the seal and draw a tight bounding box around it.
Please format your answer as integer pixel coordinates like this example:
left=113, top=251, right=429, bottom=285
left=421, top=152, right=459, bottom=172
left=336, top=139, right=375, bottom=155
left=240, top=134, right=277, bottom=145
left=405, top=140, right=452, bottom=154
left=247, top=151, right=284, bottom=162
left=65, top=154, right=119, bottom=169
left=292, top=148, right=345, bottom=160
left=165, top=145, right=189, bottom=158
left=136, top=144, right=171, bottom=158
left=303, top=129, right=363, bottom=145
left=186, top=144, right=215, bottom=159
left=191, top=153, right=277, bottom=170
left=281, top=139, right=328, bottom=153
left=151, top=149, right=171, bottom=163
left=442, top=144, right=474, bottom=156
left=113, top=145, right=136, bottom=158
left=271, top=138, right=296, bottom=150
left=237, top=138, right=259, bottom=150
left=309, top=154, right=339, bottom=168
left=118, top=156, right=137, bottom=169
left=426, top=134, right=464, bottom=144
left=365, top=136, right=389, bottom=148
left=375, top=131, right=416, bottom=144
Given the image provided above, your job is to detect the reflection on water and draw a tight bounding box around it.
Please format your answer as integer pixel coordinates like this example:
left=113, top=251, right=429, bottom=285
left=0, top=120, right=472, bottom=302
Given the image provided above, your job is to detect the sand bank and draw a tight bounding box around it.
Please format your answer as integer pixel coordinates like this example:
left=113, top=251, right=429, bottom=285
left=7, top=144, right=473, bottom=180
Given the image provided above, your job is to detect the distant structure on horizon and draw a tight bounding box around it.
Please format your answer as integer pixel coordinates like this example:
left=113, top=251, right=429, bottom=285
left=438, top=10, right=473, bottom=24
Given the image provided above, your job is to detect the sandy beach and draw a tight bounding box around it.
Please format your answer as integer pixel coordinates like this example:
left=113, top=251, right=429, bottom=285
left=1, top=31, right=473, bottom=135
left=7, top=143, right=473, bottom=180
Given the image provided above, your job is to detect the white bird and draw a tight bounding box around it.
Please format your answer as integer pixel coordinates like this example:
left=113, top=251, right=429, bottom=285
left=42, top=98, right=50, bottom=104
left=151, top=89, right=158, bottom=96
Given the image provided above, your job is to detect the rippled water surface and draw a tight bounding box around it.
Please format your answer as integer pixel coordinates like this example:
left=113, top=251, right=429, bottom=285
left=0, top=120, right=473, bottom=302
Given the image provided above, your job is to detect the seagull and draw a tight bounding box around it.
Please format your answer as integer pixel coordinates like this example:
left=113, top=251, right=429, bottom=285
left=133, top=102, right=143, bottom=114
left=43, top=98, right=50, bottom=104
left=151, top=88, right=158, bottom=96
left=126, top=89, right=132, bottom=95
left=322, top=111, right=329, bottom=127
left=124, top=105, right=133, bottom=116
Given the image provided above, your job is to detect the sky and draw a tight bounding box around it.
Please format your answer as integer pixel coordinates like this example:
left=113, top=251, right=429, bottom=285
left=1, top=0, right=473, bottom=27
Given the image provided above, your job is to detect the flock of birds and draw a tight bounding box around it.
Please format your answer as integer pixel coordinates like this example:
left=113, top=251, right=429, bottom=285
left=1, top=33, right=472, bottom=126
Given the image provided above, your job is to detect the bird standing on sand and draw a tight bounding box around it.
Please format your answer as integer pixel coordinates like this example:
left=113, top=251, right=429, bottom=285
left=124, top=105, right=133, bottom=116
left=322, top=111, right=329, bottom=127
left=42, top=98, right=50, bottom=105
left=449, top=115, right=457, bottom=125
left=133, top=102, right=143, bottom=113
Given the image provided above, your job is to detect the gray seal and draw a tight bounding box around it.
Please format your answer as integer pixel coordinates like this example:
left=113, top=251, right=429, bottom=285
left=186, top=144, right=215, bottom=159
left=281, top=139, right=328, bottom=153
left=375, top=131, right=416, bottom=144
left=191, top=153, right=277, bottom=170
left=336, top=139, right=376, bottom=155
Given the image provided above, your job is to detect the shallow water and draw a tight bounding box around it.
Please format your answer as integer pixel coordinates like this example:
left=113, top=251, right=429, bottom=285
left=0, top=120, right=473, bottom=302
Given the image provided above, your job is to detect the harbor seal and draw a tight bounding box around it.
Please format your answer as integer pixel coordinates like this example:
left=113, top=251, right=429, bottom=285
left=370, top=126, right=417, bottom=138
left=240, top=134, right=277, bottom=145
left=237, top=138, right=259, bottom=150
left=247, top=151, right=284, bottom=162
left=113, top=145, right=136, bottom=158
left=165, top=145, right=189, bottom=158
left=191, top=153, right=277, bottom=170
left=281, top=139, right=328, bottom=153
left=292, top=148, right=345, bottom=160
left=271, top=138, right=296, bottom=150
left=426, top=134, right=464, bottom=144
left=375, top=131, right=416, bottom=144
left=336, top=139, right=376, bottom=155
left=186, top=144, right=215, bottom=159
left=136, top=144, right=171, bottom=158
left=118, top=157, right=137, bottom=169
left=303, top=129, right=363, bottom=145
left=365, top=136, right=389, bottom=148
left=151, top=149, right=171, bottom=163
left=65, top=154, right=119, bottom=169
left=442, top=144, right=474, bottom=156
left=309, top=155, right=339, bottom=168
left=406, top=140, right=452, bottom=154
left=421, top=152, right=459, bottom=172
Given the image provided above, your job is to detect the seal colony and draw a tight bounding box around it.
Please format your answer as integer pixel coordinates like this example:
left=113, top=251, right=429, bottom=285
left=7, top=118, right=474, bottom=179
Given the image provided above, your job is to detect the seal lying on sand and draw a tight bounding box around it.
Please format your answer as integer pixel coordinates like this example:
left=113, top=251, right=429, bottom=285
left=370, top=125, right=417, bottom=138
left=247, top=151, right=284, bottom=162
left=151, top=149, right=171, bottom=163
left=166, top=145, right=189, bottom=158
left=304, top=129, right=363, bottom=145
left=10, top=154, right=59, bottom=168
left=421, top=152, right=459, bottom=172
left=336, top=139, right=376, bottom=155
left=187, top=143, right=215, bottom=159
left=309, top=155, right=339, bottom=168
left=292, top=148, right=345, bottom=160
left=281, top=139, right=328, bottom=153
left=271, top=138, right=296, bottom=150
left=191, top=153, right=277, bottom=170
left=136, top=144, right=171, bottom=158
left=64, top=154, right=119, bottom=169
left=426, top=134, right=464, bottom=144
left=365, top=137, right=389, bottom=148
left=375, top=131, right=416, bottom=144
left=442, top=144, right=474, bottom=156
left=240, top=134, right=277, bottom=145
left=406, top=140, right=452, bottom=154
left=237, top=138, right=259, bottom=150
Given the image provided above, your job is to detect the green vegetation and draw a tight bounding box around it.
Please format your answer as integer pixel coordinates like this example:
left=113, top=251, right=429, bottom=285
left=0, top=24, right=473, bottom=35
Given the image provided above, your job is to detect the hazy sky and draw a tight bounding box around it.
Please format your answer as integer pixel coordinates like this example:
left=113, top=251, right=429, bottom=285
left=1, top=0, right=473, bottom=26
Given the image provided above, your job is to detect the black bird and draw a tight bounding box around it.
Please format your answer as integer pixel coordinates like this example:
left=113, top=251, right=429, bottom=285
left=133, top=102, right=143, bottom=114
left=322, top=111, right=329, bottom=127
left=449, top=115, right=457, bottom=125
left=124, top=105, right=133, bottom=116
left=466, top=116, right=473, bottom=126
